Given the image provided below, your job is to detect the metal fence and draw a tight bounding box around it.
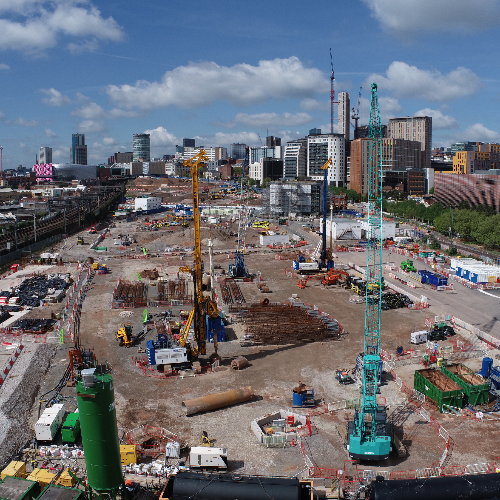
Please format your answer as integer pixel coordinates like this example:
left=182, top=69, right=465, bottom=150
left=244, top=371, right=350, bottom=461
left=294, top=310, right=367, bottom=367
left=0, top=234, right=63, bottom=266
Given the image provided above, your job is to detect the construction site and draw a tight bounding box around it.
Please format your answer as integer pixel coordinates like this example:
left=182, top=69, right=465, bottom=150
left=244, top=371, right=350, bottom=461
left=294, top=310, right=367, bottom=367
left=0, top=93, right=500, bottom=500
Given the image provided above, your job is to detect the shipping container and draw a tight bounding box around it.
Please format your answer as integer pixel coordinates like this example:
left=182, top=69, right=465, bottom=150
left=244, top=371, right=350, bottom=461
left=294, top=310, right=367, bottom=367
left=414, top=369, right=463, bottom=411
left=418, top=270, right=448, bottom=286
left=0, top=476, right=40, bottom=500
left=35, top=404, right=64, bottom=441
left=440, top=363, right=489, bottom=405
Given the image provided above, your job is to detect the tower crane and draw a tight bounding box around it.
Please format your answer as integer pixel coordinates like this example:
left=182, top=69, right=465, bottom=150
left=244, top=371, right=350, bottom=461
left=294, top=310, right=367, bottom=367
left=347, top=83, right=391, bottom=460
left=351, top=87, right=362, bottom=139
left=320, top=158, right=333, bottom=269
left=179, top=150, right=219, bottom=359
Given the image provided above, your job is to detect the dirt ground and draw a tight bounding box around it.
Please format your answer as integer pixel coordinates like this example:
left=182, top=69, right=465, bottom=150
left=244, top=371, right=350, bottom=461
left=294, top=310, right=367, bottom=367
left=19, top=213, right=500, bottom=478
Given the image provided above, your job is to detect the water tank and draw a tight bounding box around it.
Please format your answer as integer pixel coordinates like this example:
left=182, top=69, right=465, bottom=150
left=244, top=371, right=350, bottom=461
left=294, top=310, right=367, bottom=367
left=479, top=357, right=493, bottom=378
left=76, top=368, right=123, bottom=493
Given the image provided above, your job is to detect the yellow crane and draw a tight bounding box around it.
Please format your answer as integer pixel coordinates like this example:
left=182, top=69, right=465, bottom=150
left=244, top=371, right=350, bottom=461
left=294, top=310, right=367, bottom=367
left=179, top=150, right=219, bottom=358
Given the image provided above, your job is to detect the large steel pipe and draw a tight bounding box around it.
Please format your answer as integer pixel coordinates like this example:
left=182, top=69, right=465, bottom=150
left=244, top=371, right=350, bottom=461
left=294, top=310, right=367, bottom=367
left=182, top=386, right=254, bottom=416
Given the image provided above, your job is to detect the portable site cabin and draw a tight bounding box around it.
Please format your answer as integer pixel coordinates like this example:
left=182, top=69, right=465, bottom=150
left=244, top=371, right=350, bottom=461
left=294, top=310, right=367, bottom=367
left=414, top=368, right=463, bottom=411
left=441, top=363, right=489, bottom=406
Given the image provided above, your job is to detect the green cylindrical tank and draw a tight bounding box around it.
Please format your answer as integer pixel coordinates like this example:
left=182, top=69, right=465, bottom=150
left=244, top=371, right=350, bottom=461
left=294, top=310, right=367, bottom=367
left=76, top=369, right=123, bottom=493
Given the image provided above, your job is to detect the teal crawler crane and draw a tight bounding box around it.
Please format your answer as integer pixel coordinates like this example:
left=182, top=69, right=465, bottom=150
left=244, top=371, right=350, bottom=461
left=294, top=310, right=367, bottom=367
left=347, top=83, right=391, bottom=460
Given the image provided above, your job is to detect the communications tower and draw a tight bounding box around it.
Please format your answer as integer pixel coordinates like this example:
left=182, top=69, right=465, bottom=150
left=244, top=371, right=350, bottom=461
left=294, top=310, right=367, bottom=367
left=347, top=83, right=391, bottom=460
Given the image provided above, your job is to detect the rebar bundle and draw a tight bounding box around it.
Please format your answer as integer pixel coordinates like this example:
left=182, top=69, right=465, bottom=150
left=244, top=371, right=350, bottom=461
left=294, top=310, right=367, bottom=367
left=113, top=281, right=145, bottom=302
left=240, top=303, right=329, bottom=345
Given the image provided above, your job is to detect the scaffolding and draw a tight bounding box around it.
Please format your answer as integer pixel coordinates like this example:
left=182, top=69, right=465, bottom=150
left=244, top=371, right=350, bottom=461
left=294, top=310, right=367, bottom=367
left=262, top=181, right=323, bottom=217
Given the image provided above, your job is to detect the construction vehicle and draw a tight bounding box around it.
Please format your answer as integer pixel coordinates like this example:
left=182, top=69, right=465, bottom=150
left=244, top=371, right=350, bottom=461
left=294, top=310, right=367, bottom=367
left=116, top=324, right=133, bottom=347
left=319, top=157, right=334, bottom=270
left=179, top=150, right=220, bottom=360
left=401, top=259, right=416, bottom=273
left=335, top=369, right=354, bottom=385
left=200, top=431, right=216, bottom=447
left=347, top=83, right=391, bottom=460
left=322, top=269, right=349, bottom=286
left=77, top=237, right=84, bottom=245
left=229, top=146, right=249, bottom=278
left=297, top=277, right=310, bottom=289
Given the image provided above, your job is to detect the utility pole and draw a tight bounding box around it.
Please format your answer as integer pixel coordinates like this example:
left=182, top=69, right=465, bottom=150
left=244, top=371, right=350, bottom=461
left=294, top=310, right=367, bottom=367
left=14, top=214, right=17, bottom=250
left=0, top=145, right=3, bottom=178
left=64, top=208, right=67, bottom=235
left=33, top=212, right=37, bottom=243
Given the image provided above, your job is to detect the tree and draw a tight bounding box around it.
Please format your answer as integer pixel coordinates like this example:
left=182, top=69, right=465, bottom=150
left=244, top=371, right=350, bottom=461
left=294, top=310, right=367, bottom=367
left=233, top=167, right=243, bottom=177
left=261, top=177, right=272, bottom=189
left=430, top=238, right=441, bottom=250
left=248, top=178, right=256, bottom=186
left=429, top=187, right=434, bottom=195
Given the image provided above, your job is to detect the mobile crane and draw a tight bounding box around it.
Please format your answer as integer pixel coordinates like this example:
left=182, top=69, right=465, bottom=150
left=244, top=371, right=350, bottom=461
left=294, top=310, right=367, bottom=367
left=347, top=83, right=391, bottom=460
left=179, top=150, right=219, bottom=360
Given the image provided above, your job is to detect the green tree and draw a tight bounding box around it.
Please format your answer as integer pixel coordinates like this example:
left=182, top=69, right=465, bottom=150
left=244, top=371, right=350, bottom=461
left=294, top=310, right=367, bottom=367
left=248, top=178, right=256, bottom=186
left=430, top=238, right=441, bottom=250
left=429, top=187, right=434, bottom=194
left=233, top=167, right=243, bottom=177
left=261, top=177, right=272, bottom=189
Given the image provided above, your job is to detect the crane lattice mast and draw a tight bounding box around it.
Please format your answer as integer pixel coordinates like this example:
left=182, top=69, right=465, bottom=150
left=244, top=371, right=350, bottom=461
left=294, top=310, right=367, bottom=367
left=347, top=83, right=391, bottom=460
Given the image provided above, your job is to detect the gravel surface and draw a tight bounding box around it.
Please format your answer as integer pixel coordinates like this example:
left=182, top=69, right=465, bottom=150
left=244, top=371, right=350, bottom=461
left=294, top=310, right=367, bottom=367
left=0, top=343, right=56, bottom=467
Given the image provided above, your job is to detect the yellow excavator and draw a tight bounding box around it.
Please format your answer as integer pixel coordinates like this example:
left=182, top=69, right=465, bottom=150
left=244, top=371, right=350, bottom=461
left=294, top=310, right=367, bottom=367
left=116, top=324, right=133, bottom=347
left=178, top=150, right=220, bottom=360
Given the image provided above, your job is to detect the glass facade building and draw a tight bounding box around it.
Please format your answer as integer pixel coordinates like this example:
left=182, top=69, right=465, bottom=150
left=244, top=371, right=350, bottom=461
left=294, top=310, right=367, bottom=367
left=133, top=133, right=151, bottom=162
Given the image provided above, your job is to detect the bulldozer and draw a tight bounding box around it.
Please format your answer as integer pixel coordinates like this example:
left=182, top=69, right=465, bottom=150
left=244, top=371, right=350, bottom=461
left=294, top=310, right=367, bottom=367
left=116, top=324, right=133, bottom=347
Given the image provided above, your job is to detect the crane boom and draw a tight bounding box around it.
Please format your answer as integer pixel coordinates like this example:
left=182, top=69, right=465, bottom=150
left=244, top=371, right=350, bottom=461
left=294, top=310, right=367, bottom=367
left=320, top=158, right=333, bottom=269
left=347, top=83, right=391, bottom=461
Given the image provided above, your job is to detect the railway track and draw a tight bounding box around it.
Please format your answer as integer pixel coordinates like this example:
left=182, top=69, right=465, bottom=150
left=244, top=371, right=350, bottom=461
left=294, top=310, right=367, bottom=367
left=0, top=190, right=120, bottom=253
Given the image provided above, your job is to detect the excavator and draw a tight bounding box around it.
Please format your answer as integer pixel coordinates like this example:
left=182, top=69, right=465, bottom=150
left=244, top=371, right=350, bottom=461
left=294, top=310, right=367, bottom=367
left=178, top=150, right=220, bottom=361
left=322, top=269, right=350, bottom=286
left=116, top=324, right=134, bottom=347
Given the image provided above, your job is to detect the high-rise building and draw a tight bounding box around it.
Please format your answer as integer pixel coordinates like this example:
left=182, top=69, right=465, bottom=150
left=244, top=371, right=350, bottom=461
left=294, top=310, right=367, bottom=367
left=349, top=137, right=423, bottom=195
left=183, top=138, right=195, bottom=149
left=266, top=136, right=281, bottom=147
left=72, top=134, right=87, bottom=165
left=249, top=145, right=282, bottom=164
left=283, top=139, right=307, bottom=180
left=388, top=116, right=432, bottom=169
left=39, top=147, right=52, bottom=165
left=230, top=143, right=247, bottom=160
left=307, top=133, right=345, bottom=187
left=133, top=133, right=151, bottom=162
left=338, top=92, right=351, bottom=141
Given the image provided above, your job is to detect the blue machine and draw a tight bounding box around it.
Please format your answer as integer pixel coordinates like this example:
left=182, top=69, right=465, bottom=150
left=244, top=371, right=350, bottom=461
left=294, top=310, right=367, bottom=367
left=206, top=316, right=225, bottom=343
left=480, top=357, right=493, bottom=378
left=292, top=385, right=315, bottom=407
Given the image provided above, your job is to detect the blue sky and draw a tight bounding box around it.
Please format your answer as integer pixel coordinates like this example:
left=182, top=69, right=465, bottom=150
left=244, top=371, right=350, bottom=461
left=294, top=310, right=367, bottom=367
left=1, top=0, right=500, bottom=168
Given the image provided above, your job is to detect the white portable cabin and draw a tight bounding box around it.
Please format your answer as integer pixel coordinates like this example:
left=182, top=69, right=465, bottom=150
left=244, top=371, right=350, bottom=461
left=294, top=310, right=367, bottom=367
left=35, top=403, right=65, bottom=441
left=189, top=447, right=228, bottom=469
left=411, top=330, right=428, bottom=345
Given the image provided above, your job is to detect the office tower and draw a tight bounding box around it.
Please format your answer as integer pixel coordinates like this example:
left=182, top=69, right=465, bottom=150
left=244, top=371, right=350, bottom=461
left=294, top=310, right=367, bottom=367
left=230, top=143, right=247, bottom=160
left=338, top=92, right=350, bottom=141
left=72, top=134, right=87, bottom=165
left=133, top=133, right=151, bottom=162
left=266, top=136, right=281, bottom=147
left=183, top=138, right=195, bottom=148
left=283, top=139, right=308, bottom=180
left=39, top=147, right=52, bottom=165
left=388, top=116, right=432, bottom=169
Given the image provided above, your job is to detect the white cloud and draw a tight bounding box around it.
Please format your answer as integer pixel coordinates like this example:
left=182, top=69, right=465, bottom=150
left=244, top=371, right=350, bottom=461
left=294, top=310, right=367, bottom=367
left=0, top=63, right=9, bottom=70
left=300, top=98, right=329, bottom=112
left=415, top=108, right=459, bottom=129
left=78, top=119, right=104, bottom=133
left=0, top=0, right=123, bottom=54
left=102, top=136, right=116, bottom=146
left=462, top=123, right=500, bottom=143
left=13, top=117, right=39, bottom=127
left=194, top=131, right=261, bottom=148
left=41, top=88, right=71, bottom=107
left=67, top=39, right=99, bottom=55
left=367, top=62, right=481, bottom=101
left=362, top=0, right=500, bottom=39
left=72, top=101, right=105, bottom=120
left=218, top=112, right=313, bottom=129
left=378, top=96, right=402, bottom=119
left=0, top=111, right=5, bottom=121
left=144, top=127, right=178, bottom=147
left=45, top=128, right=57, bottom=137
left=107, top=57, right=328, bottom=111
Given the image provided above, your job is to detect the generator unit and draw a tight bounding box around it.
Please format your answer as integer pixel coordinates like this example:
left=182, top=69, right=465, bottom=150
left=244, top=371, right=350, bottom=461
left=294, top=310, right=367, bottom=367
left=189, top=447, right=228, bottom=469
left=35, top=404, right=65, bottom=442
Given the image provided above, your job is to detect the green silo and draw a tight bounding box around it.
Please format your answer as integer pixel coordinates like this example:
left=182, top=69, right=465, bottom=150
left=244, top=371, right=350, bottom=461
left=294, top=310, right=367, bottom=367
left=76, top=367, right=123, bottom=494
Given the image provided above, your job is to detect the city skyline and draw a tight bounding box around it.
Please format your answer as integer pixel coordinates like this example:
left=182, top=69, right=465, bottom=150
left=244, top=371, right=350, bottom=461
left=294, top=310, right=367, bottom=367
left=1, top=0, right=500, bottom=168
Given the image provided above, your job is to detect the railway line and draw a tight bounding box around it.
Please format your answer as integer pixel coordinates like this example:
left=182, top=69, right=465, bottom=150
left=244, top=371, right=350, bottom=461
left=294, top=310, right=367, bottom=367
left=0, top=189, right=121, bottom=254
